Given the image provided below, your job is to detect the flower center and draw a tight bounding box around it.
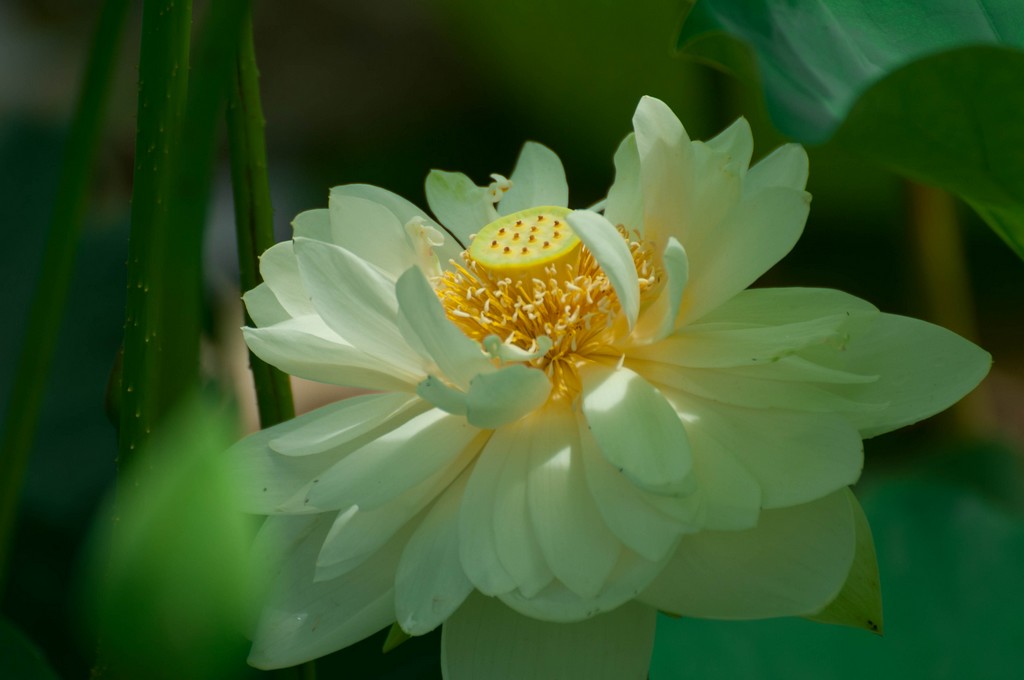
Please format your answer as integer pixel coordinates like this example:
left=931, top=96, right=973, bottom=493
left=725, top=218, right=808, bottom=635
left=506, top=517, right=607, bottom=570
left=437, top=208, right=658, bottom=396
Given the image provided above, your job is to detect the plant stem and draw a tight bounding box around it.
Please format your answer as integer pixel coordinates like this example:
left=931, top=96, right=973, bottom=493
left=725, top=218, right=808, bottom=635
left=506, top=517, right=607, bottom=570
left=226, top=9, right=296, bottom=429
left=0, top=0, right=130, bottom=591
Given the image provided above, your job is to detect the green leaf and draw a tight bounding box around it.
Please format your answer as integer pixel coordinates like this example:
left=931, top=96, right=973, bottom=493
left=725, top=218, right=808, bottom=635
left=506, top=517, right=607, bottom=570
left=677, top=0, right=1024, bottom=259
left=650, top=477, right=1024, bottom=679
left=805, top=489, right=883, bottom=634
left=86, top=396, right=253, bottom=679
left=0, top=618, right=60, bottom=680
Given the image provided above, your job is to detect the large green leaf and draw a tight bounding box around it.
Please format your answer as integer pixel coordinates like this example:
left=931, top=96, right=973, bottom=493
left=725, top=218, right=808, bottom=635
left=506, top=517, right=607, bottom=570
left=650, top=475, right=1024, bottom=679
left=678, top=0, right=1024, bottom=259
left=0, top=618, right=59, bottom=680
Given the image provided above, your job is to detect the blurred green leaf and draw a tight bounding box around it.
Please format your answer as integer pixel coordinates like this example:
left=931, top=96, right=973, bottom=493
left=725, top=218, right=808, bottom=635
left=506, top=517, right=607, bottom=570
left=677, top=0, right=1024, bottom=259
left=0, top=618, right=60, bottom=680
left=650, top=478, right=1024, bottom=679
left=87, top=396, right=253, bottom=680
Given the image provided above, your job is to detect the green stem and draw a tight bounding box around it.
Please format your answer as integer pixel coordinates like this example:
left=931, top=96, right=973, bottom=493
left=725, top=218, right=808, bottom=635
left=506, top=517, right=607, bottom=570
left=0, top=0, right=130, bottom=590
left=226, top=9, right=296, bottom=429
left=118, top=0, right=193, bottom=466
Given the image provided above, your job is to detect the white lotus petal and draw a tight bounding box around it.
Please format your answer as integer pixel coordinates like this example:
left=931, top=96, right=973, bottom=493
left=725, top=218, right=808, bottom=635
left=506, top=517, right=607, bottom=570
left=499, top=141, right=569, bottom=215
left=745, top=142, right=809, bottom=195
left=827, top=313, right=991, bottom=437
left=395, top=267, right=494, bottom=388
left=425, top=170, right=497, bottom=246
left=327, top=192, right=416, bottom=279
left=689, top=286, right=877, bottom=328
left=269, top=392, right=423, bottom=456
left=632, top=95, right=694, bottom=249
left=293, top=237, right=421, bottom=373
left=641, top=489, right=856, bottom=619
left=604, top=133, right=643, bottom=233
left=243, top=282, right=290, bottom=327
left=248, top=512, right=408, bottom=669
left=395, top=473, right=473, bottom=635
left=679, top=186, right=811, bottom=324
left=705, top=116, right=754, bottom=179
left=307, top=408, right=481, bottom=511
left=567, top=209, right=640, bottom=329
left=292, top=208, right=331, bottom=241
left=258, top=241, right=315, bottom=319
left=459, top=427, right=516, bottom=596
left=526, top=401, right=621, bottom=599
left=415, top=374, right=468, bottom=416
left=580, top=362, right=694, bottom=495
left=243, top=317, right=417, bottom=391
left=465, top=364, right=551, bottom=429
left=442, top=593, right=656, bottom=680
left=631, top=236, right=688, bottom=344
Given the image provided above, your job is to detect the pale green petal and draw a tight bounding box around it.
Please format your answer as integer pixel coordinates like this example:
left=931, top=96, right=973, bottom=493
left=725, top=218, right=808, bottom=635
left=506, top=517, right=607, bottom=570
left=425, top=170, right=497, bottom=245
left=705, top=116, right=754, bottom=179
left=579, top=363, right=694, bottom=495
left=669, top=389, right=862, bottom=509
left=806, top=489, right=883, bottom=634
left=269, top=392, right=423, bottom=456
left=415, top=374, right=468, bottom=416
left=331, top=183, right=462, bottom=265
left=459, top=428, right=517, bottom=596
left=689, top=286, right=877, bottom=328
left=307, top=408, right=480, bottom=511
left=293, top=237, right=422, bottom=373
left=441, top=594, right=656, bottom=680
left=679, top=186, right=811, bottom=324
left=243, top=282, right=290, bottom=327
left=604, top=133, right=643, bottom=234
left=243, top=318, right=419, bottom=391
left=395, top=268, right=495, bottom=389
left=578, top=416, right=687, bottom=562
left=248, top=514, right=404, bottom=669
left=632, top=95, right=694, bottom=249
left=315, top=448, right=468, bottom=581
left=566, top=210, right=640, bottom=328
left=499, top=141, right=569, bottom=215
left=526, top=401, right=621, bottom=599
left=259, top=241, right=315, bottom=319
left=745, top=143, right=809, bottom=195
left=686, top=423, right=762, bottom=530
left=630, top=236, right=688, bottom=344
left=632, top=313, right=862, bottom=369
left=327, top=192, right=416, bottom=279
left=499, top=548, right=667, bottom=622
left=292, top=208, right=332, bottom=241
left=827, top=313, right=991, bottom=437
left=395, top=474, right=473, bottom=635
left=640, top=489, right=856, bottom=619
left=493, top=421, right=555, bottom=598
left=465, top=364, right=551, bottom=429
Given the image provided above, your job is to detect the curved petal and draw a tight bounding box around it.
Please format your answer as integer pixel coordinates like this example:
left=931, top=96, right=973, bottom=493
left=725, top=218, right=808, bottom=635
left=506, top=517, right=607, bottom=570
left=248, top=513, right=407, bottom=669
left=499, top=141, right=569, bottom=215
left=459, top=428, right=517, bottom=596
left=632, top=95, right=694, bottom=250
left=243, top=282, right=290, bottom=327
left=425, top=170, right=497, bottom=245
left=465, top=364, right=551, bottom=429
left=395, top=473, right=473, bottom=635
left=670, top=391, right=863, bottom=509
left=630, top=236, right=688, bottom=344
left=327, top=192, right=416, bottom=278
left=678, top=185, right=811, bottom=324
left=525, top=401, right=621, bottom=599
left=307, top=409, right=482, bottom=511
left=705, top=116, right=754, bottom=180
left=243, top=317, right=419, bottom=391
left=331, top=183, right=462, bottom=265
left=258, top=241, right=315, bottom=319
left=395, top=267, right=495, bottom=388
left=441, top=594, right=657, bottom=680
left=567, top=209, right=640, bottom=329
left=291, top=208, right=332, bottom=242
left=293, top=237, right=422, bottom=374
left=604, top=133, right=643, bottom=234
left=640, top=489, right=856, bottom=619
left=827, top=313, right=991, bottom=437
left=690, top=286, right=877, bottom=328
left=745, top=142, right=809, bottom=195
left=579, top=362, right=695, bottom=496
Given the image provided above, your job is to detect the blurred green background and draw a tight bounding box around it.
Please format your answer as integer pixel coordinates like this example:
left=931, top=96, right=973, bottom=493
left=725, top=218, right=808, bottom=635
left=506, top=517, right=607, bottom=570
left=1, top=0, right=1022, bottom=678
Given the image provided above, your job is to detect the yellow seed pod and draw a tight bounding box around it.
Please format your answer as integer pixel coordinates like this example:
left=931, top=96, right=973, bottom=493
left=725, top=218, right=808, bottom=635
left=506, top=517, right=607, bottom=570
left=469, top=206, right=580, bottom=276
